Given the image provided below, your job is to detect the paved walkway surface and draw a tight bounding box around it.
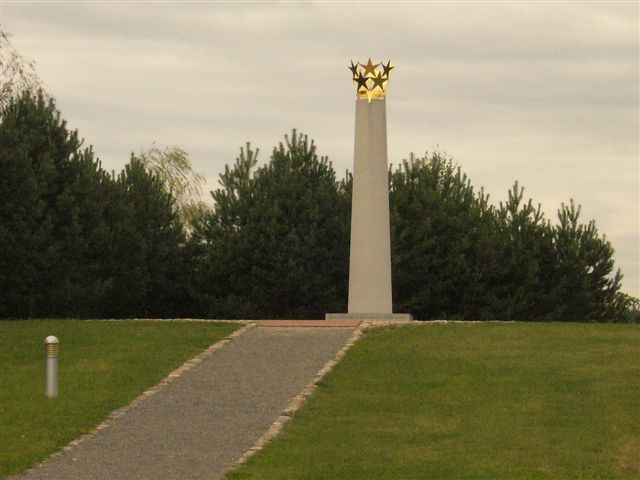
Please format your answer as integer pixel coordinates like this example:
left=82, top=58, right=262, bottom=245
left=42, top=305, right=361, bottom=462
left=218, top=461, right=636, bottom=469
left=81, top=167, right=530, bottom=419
left=16, top=327, right=355, bottom=480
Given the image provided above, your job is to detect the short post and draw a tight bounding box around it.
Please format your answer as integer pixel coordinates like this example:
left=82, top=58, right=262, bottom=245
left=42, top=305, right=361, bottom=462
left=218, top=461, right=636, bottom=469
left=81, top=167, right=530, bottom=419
left=45, top=336, right=59, bottom=398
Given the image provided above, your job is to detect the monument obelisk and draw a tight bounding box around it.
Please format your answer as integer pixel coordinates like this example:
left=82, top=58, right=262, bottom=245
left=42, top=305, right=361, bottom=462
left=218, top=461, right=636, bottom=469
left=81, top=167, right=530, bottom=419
left=327, top=59, right=411, bottom=321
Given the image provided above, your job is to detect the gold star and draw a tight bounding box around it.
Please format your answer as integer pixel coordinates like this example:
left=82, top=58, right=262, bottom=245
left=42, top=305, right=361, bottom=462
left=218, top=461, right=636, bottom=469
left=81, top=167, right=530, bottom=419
left=362, top=58, right=378, bottom=76
left=371, top=71, right=386, bottom=91
left=381, top=60, right=394, bottom=77
left=348, top=60, right=359, bottom=77
left=354, top=71, right=369, bottom=91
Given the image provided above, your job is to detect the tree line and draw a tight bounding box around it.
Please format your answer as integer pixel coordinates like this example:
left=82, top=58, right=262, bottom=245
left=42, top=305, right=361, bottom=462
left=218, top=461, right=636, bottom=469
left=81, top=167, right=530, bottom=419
left=1, top=92, right=636, bottom=321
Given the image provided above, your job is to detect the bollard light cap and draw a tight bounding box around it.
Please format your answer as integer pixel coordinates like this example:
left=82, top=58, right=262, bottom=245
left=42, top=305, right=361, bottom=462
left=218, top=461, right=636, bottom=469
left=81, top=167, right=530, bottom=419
left=45, top=336, right=59, bottom=344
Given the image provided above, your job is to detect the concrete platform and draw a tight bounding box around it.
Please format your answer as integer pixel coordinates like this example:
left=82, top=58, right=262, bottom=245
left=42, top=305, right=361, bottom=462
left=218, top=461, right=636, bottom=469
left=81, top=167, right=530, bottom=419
left=258, top=320, right=361, bottom=328
left=325, top=313, right=413, bottom=322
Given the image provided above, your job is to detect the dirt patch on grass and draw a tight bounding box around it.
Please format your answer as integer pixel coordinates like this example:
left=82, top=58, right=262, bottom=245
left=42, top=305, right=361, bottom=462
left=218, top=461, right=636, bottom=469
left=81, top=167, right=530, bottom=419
left=616, top=436, right=640, bottom=476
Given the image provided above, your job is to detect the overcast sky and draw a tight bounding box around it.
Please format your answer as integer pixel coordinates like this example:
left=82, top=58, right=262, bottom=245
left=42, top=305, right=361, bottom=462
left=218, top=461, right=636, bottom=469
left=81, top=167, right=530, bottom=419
left=2, top=2, right=638, bottom=296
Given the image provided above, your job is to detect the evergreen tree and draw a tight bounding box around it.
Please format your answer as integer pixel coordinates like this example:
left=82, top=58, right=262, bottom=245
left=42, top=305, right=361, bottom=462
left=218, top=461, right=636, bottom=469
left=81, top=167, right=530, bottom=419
left=0, top=91, right=77, bottom=316
left=388, top=154, right=624, bottom=321
left=103, top=157, right=187, bottom=318
left=389, top=152, right=500, bottom=319
left=0, top=92, right=187, bottom=318
left=47, top=147, right=115, bottom=317
left=1, top=94, right=627, bottom=323
left=194, top=131, right=349, bottom=319
left=493, top=182, right=556, bottom=320
left=550, top=200, right=623, bottom=321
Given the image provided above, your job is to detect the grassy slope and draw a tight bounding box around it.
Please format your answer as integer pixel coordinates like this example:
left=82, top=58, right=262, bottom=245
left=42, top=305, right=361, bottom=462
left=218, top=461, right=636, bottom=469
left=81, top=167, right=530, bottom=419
left=229, top=323, right=640, bottom=479
left=0, top=319, right=240, bottom=478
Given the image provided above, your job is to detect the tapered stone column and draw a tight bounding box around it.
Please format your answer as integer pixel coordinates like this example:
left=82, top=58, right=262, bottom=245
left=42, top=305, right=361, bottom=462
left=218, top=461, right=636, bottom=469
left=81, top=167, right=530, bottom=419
left=348, top=98, right=393, bottom=314
left=326, top=59, right=412, bottom=322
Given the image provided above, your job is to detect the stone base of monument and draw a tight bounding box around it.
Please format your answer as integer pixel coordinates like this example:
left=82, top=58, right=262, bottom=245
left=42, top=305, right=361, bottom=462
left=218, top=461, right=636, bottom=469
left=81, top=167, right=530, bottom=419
left=258, top=319, right=361, bottom=328
left=325, top=313, right=413, bottom=322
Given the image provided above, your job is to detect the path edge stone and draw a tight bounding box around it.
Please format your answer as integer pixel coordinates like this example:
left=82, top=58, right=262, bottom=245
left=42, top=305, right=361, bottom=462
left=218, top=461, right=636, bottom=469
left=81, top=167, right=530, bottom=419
left=224, top=322, right=374, bottom=475
left=222, top=320, right=517, bottom=476
left=17, top=320, right=257, bottom=478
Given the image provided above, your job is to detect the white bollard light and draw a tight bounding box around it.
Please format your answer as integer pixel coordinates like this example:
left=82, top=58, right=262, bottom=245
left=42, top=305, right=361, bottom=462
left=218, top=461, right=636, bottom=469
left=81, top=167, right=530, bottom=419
left=45, top=335, right=59, bottom=398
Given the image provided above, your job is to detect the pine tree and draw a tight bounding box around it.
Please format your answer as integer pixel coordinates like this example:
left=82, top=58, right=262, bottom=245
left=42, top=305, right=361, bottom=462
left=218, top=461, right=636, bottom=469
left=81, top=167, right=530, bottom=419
left=103, top=157, right=186, bottom=317
left=493, top=182, right=556, bottom=320
left=0, top=91, right=78, bottom=317
left=389, top=152, right=498, bottom=319
left=48, top=147, right=115, bottom=317
left=194, top=131, right=349, bottom=319
left=0, top=92, right=187, bottom=318
left=2, top=95, right=626, bottom=323
left=551, top=200, right=622, bottom=321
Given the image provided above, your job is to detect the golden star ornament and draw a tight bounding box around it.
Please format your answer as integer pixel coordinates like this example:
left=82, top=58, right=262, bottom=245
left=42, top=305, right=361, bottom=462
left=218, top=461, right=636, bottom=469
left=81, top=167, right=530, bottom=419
left=349, top=58, right=393, bottom=102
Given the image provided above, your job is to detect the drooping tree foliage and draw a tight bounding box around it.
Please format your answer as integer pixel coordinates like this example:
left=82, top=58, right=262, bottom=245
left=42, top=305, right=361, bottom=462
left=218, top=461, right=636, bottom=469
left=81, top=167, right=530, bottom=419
left=137, top=142, right=208, bottom=233
left=0, top=92, right=632, bottom=321
left=0, top=30, right=47, bottom=114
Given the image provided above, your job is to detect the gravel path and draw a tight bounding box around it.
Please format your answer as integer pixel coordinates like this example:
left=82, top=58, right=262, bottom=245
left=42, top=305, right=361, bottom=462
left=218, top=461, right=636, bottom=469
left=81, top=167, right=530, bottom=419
left=16, top=327, right=354, bottom=480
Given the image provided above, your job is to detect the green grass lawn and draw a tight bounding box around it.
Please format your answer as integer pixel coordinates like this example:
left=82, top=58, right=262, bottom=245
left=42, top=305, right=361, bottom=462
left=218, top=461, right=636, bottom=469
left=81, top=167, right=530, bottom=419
left=0, top=319, right=240, bottom=478
left=228, top=322, right=640, bottom=480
